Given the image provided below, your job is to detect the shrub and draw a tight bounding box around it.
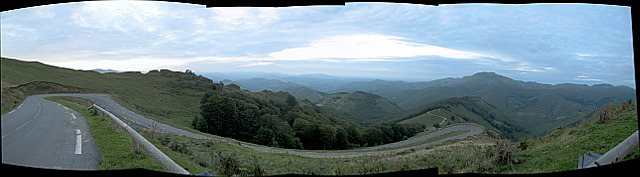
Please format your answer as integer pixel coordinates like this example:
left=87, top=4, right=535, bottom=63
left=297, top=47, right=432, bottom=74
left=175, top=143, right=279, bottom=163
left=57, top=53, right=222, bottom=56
left=487, top=139, right=518, bottom=166
left=216, top=151, right=241, bottom=176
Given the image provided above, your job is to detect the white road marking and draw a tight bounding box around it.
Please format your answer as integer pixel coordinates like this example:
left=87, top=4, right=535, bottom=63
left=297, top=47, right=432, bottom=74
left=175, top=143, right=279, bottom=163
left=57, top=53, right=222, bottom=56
left=16, top=120, right=32, bottom=130
left=75, top=129, right=82, bottom=155
left=71, top=113, right=76, bottom=120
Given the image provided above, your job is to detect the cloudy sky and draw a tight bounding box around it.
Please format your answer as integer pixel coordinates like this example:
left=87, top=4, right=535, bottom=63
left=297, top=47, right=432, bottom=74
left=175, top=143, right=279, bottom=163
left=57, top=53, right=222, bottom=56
left=1, top=1, right=635, bottom=88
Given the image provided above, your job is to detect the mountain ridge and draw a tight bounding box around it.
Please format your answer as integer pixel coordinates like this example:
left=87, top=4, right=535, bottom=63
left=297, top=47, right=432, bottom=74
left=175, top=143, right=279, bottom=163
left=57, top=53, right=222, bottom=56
left=211, top=71, right=635, bottom=137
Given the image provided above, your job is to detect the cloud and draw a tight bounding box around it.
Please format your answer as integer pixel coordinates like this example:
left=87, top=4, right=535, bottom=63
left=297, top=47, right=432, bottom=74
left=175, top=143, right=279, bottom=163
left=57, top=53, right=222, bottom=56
left=49, top=57, right=199, bottom=72
left=209, top=7, right=279, bottom=30
left=71, top=1, right=164, bottom=32
left=574, top=74, right=603, bottom=82
left=237, top=62, right=274, bottom=67
left=267, top=34, right=499, bottom=62
left=364, top=68, right=393, bottom=72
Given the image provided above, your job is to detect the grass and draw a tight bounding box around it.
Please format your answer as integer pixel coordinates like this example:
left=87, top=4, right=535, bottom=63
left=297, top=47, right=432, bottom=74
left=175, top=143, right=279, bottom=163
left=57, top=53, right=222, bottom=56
left=400, top=108, right=463, bottom=128
left=508, top=104, right=639, bottom=173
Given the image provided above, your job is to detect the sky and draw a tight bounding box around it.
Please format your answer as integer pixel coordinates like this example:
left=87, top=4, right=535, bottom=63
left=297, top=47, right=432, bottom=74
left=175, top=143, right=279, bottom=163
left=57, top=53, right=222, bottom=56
left=1, top=1, right=635, bottom=88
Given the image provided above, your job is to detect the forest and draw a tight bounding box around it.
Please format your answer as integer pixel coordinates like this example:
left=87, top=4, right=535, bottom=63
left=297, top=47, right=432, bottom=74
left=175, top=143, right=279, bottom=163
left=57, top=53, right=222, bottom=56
left=191, top=83, right=425, bottom=150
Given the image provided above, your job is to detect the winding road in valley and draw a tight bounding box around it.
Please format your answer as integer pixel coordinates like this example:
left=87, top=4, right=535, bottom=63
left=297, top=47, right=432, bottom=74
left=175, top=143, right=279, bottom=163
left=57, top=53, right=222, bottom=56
left=2, top=93, right=484, bottom=167
left=242, top=124, right=483, bottom=156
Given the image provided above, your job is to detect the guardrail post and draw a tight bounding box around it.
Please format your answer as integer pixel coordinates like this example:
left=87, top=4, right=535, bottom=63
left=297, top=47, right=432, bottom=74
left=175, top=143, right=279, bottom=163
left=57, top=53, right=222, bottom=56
left=132, top=139, right=140, bottom=153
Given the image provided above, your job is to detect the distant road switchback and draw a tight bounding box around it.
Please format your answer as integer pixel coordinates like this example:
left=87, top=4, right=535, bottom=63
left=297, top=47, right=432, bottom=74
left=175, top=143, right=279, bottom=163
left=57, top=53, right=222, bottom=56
left=242, top=124, right=483, bottom=156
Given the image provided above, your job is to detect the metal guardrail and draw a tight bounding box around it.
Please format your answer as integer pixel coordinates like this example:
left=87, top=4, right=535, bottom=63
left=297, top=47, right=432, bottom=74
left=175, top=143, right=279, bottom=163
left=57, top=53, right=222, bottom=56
left=92, top=104, right=190, bottom=175
left=585, top=130, right=639, bottom=168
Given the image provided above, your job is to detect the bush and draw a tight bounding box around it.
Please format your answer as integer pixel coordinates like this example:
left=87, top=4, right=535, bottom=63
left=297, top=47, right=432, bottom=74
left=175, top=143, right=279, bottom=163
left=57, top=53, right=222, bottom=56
left=487, top=139, right=518, bottom=166
left=216, top=151, right=242, bottom=176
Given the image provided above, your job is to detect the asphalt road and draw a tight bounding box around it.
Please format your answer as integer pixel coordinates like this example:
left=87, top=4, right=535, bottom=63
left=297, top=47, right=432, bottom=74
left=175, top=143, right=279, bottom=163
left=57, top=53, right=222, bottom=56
left=2, top=94, right=100, bottom=170
left=34, top=93, right=209, bottom=139
left=242, top=124, right=483, bottom=156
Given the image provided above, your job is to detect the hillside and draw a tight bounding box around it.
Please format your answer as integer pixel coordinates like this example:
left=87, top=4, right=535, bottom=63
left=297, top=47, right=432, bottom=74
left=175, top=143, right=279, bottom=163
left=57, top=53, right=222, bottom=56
left=314, top=91, right=403, bottom=127
left=388, top=96, right=528, bottom=140
left=193, top=84, right=424, bottom=150
left=208, top=71, right=635, bottom=137
left=1, top=57, right=216, bottom=130
left=509, top=101, right=638, bottom=173
left=281, top=86, right=328, bottom=103
left=374, top=72, right=636, bottom=137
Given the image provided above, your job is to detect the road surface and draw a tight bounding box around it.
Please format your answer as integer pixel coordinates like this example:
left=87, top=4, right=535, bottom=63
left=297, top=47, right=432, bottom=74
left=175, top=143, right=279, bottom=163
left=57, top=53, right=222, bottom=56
left=2, top=94, right=100, bottom=170
left=242, top=124, right=483, bottom=156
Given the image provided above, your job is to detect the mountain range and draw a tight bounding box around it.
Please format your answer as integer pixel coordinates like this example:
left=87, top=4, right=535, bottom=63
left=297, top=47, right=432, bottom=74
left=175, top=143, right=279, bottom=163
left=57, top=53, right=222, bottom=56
left=208, top=71, right=636, bottom=137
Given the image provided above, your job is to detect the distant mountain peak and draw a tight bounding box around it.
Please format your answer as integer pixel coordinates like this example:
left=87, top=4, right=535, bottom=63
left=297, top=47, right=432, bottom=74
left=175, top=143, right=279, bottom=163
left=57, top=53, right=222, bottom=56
left=471, top=71, right=497, bottom=76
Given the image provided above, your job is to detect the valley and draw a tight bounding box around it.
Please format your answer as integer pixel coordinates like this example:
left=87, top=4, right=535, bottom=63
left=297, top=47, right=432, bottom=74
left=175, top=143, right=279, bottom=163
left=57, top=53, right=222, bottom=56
left=1, top=57, right=637, bottom=175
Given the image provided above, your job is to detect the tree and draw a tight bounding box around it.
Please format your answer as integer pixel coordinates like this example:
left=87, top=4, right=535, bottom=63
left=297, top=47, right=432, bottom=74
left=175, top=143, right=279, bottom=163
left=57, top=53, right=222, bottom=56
left=255, top=126, right=274, bottom=145
left=286, top=94, right=298, bottom=108
left=433, top=123, right=441, bottom=129
left=333, top=127, right=349, bottom=149
left=191, top=115, right=207, bottom=131
left=318, top=124, right=336, bottom=149
left=345, top=124, right=362, bottom=146
left=362, top=128, right=384, bottom=147
left=200, top=95, right=239, bottom=137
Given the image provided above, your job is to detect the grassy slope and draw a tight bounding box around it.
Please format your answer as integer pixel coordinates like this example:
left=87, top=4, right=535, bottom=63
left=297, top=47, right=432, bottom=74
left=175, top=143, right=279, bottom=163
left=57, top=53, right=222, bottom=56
left=315, top=91, right=403, bottom=127
left=1, top=57, right=214, bottom=130
left=399, top=108, right=463, bottom=128
left=389, top=96, right=528, bottom=140
left=509, top=104, right=639, bottom=173
left=375, top=72, right=636, bottom=138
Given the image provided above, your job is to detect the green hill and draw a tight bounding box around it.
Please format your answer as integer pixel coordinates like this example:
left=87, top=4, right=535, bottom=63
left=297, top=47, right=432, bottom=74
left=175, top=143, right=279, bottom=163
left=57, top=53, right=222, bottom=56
left=399, top=108, right=463, bottom=128
left=1, top=57, right=216, bottom=130
left=509, top=101, right=638, bottom=173
left=388, top=96, right=528, bottom=140
left=314, top=91, right=403, bottom=127
left=281, top=86, right=328, bottom=103
left=374, top=72, right=636, bottom=137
